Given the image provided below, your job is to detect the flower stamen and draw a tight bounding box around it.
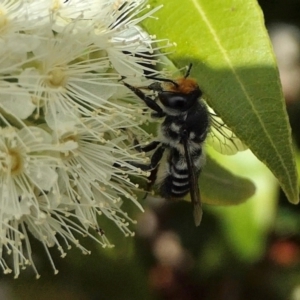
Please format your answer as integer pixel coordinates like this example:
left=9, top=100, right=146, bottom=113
left=46, top=66, right=68, bottom=88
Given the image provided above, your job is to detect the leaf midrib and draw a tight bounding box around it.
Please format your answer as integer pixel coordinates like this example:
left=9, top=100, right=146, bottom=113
left=190, top=0, right=294, bottom=199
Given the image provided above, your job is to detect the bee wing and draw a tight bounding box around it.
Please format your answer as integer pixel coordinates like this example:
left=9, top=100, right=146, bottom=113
left=207, top=107, right=247, bottom=155
left=182, top=138, right=203, bottom=226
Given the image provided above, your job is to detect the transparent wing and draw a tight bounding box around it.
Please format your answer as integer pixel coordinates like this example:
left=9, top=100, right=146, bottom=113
left=206, top=106, right=247, bottom=155
left=182, top=138, right=203, bottom=226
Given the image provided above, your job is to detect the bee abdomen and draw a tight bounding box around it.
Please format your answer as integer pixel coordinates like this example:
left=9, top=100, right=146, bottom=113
left=159, top=163, right=192, bottom=198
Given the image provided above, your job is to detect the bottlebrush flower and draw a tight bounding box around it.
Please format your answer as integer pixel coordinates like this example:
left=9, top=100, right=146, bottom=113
left=0, top=0, right=168, bottom=278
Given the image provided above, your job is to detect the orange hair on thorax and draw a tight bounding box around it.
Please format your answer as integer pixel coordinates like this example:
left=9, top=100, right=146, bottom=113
left=164, top=77, right=199, bottom=94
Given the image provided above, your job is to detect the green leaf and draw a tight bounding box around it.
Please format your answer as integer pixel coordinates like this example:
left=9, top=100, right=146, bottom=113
left=200, top=155, right=256, bottom=205
left=144, top=0, right=299, bottom=203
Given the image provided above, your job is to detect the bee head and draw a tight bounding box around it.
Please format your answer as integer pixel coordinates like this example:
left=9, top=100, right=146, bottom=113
left=146, top=64, right=202, bottom=113
left=158, top=78, right=202, bottom=112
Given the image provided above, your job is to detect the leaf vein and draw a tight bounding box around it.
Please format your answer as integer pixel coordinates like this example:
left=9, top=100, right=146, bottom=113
left=191, top=0, right=294, bottom=199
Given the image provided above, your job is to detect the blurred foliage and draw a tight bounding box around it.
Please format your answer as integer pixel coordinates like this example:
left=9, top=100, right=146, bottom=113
left=4, top=1, right=300, bottom=300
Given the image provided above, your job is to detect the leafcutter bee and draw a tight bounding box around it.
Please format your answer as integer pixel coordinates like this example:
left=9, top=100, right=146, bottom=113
left=122, top=64, right=245, bottom=226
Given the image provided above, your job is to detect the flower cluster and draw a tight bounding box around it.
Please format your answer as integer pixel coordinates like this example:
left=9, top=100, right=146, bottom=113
left=0, top=0, right=167, bottom=278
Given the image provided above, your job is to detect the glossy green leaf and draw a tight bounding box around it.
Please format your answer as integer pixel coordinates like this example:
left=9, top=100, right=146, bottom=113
left=200, top=155, right=256, bottom=205
left=144, top=0, right=299, bottom=204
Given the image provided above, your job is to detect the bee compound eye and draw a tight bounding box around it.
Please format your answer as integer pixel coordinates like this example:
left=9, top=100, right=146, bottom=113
left=160, top=93, right=187, bottom=109
left=172, top=98, right=186, bottom=109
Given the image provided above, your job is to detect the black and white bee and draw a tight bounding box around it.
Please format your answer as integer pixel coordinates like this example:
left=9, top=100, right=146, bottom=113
left=123, top=64, right=244, bottom=226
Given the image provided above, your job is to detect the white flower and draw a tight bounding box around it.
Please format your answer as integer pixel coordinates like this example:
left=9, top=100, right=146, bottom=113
left=0, top=127, right=58, bottom=220
left=18, top=28, right=133, bottom=128
left=51, top=118, right=148, bottom=234
left=0, top=80, right=36, bottom=121
left=92, top=1, right=165, bottom=77
left=0, top=0, right=167, bottom=277
left=0, top=0, right=42, bottom=66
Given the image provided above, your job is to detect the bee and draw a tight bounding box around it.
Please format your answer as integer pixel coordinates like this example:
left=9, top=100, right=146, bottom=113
left=122, top=64, right=244, bottom=226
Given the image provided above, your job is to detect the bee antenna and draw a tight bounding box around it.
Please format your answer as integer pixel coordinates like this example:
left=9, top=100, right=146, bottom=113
left=146, top=75, right=179, bottom=87
left=163, top=78, right=179, bottom=87
left=184, top=63, right=193, bottom=78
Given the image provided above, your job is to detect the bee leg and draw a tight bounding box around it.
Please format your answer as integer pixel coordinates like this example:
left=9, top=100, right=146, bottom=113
left=133, top=140, right=161, bottom=153
left=132, top=140, right=162, bottom=170
left=149, top=144, right=165, bottom=168
left=113, top=141, right=164, bottom=170
left=135, top=144, right=165, bottom=199
left=123, top=82, right=165, bottom=117
left=147, top=82, right=163, bottom=92
left=128, top=144, right=165, bottom=171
